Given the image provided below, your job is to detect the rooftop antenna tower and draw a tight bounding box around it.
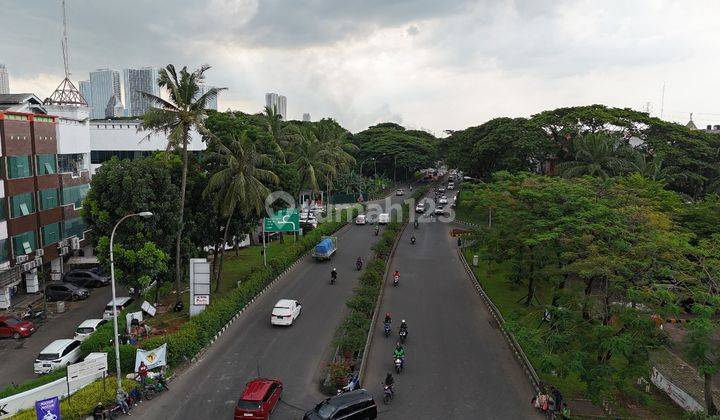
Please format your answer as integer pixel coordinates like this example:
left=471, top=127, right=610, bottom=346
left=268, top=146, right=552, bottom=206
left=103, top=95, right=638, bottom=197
left=44, top=0, right=87, bottom=106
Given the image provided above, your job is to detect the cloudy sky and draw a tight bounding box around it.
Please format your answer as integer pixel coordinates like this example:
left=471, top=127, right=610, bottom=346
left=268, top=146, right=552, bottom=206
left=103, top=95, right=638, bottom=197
left=2, top=0, right=720, bottom=133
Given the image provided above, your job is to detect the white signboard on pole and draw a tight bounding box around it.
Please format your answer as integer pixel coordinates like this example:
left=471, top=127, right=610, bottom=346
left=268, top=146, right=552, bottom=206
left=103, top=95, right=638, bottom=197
left=189, top=258, right=211, bottom=317
left=67, top=353, right=108, bottom=383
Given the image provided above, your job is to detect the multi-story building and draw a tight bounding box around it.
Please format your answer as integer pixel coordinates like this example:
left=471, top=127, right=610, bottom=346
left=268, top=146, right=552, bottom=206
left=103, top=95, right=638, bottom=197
left=104, top=95, right=125, bottom=118
left=89, top=119, right=205, bottom=173
left=123, top=67, right=159, bottom=116
left=89, top=69, right=121, bottom=119
left=0, top=94, right=92, bottom=309
left=79, top=80, right=92, bottom=109
left=197, top=84, right=218, bottom=111
left=302, top=113, right=311, bottom=122
left=0, top=64, right=9, bottom=94
left=265, top=92, right=287, bottom=119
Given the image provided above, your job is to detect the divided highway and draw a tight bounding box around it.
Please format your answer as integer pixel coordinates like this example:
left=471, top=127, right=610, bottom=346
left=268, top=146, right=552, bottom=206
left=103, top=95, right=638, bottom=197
left=133, top=192, right=406, bottom=419
left=363, top=194, right=539, bottom=419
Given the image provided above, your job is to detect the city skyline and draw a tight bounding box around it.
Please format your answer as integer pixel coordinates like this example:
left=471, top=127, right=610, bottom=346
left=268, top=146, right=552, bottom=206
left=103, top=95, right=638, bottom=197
left=0, top=64, right=8, bottom=94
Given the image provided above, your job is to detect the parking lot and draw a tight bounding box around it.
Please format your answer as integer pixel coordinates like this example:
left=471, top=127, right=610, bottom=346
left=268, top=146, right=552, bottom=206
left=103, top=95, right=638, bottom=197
left=0, top=286, right=118, bottom=389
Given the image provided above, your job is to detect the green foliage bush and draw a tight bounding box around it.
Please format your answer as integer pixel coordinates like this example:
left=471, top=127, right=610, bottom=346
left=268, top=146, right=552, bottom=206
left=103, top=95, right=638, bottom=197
left=0, top=369, right=67, bottom=399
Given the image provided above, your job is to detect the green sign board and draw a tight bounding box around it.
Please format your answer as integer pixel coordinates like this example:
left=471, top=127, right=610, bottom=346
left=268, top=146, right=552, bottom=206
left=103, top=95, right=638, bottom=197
left=264, top=209, right=300, bottom=232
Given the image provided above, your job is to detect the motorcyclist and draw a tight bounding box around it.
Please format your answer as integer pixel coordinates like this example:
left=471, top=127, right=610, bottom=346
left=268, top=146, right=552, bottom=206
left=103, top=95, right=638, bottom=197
left=375, top=225, right=380, bottom=235
left=414, top=219, right=419, bottom=229
left=24, top=305, right=34, bottom=319
left=410, top=235, right=416, bottom=244
left=393, top=270, right=400, bottom=280
left=331, top=268, right=338, bottom=282
left=384, top=313, right=392, bottom=325
left=399, top=320, right=408, bottom=337
left=356, top=256, right=363, bottom=270
left=384, top=372, right=395, bottom=392
left=393, top=343, right=406, bottom=366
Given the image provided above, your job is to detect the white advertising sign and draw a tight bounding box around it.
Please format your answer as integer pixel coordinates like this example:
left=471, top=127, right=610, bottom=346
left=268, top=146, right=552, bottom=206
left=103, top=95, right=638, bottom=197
left=134, top=343, right=167, bottom=371
left=193, top=295, right=210, bottom=305
left=189, top=258, right=211, bottom=317
left=651, top=367, right=703, bottom=412
left=141, top=301, right=156, bottom=317
left=67, top=353, right=108, bottom=383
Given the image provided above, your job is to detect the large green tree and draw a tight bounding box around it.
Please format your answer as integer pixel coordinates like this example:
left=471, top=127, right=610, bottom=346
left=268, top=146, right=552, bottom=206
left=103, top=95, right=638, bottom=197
left=140, top=64, right=225, bottom=301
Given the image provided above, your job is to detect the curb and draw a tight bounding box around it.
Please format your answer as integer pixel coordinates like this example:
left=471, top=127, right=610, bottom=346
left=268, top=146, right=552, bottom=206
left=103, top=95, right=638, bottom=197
left=457, top=249, right=542, bottom=394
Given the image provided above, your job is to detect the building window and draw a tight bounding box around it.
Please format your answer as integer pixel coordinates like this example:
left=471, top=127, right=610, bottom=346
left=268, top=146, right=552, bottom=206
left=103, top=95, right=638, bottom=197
left=6, top=156, right=33, bottom=179
left=41, top=223, right=61, bottom=246
left=35, top=116, right=52, bottom=123
left=12, top=231, right=36, bottom=255
left=6, top=114, right=28, bottom=121
left=38, top=188, right=59, bottom=210
left=36, top=154, right=57, bottom=175
left=10, top=192, right=35, bottom=218
left=0, top=239, right=8, bottom=263
left=57, top=153, right=88, bottom=175
left=63, top=217, right=87, bottom=239
left=0, top=199, right=6, bottom=222
left=62, top=184, right=90, bottom=209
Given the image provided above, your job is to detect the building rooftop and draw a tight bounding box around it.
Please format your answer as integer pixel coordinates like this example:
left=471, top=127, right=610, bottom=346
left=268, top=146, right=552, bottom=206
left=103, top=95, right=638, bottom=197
left=0, top=93, right=48, bottom=114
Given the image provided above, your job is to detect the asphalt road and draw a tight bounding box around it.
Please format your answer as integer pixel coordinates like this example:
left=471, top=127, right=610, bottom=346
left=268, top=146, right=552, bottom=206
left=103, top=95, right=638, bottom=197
left=0, top=285, right=117, bottom=389
left=133, top=191, right=407, bottom=420
left=363, top=192, right=540, bottom=419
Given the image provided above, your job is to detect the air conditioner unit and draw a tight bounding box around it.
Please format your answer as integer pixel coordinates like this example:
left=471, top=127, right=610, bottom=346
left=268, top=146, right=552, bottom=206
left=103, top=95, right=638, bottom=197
left=60, top=246, right=69, bottom=256
left=34, top=257, right=42, bottom=266
left=16, top=255, right=28, bottom=264
left=35, top=248, right=44, bottom=257
left=22, top=262, right=32, bottom=272
left=70, top=237, right=81, bottom=250
left=59, top=239, right=69, bottom=248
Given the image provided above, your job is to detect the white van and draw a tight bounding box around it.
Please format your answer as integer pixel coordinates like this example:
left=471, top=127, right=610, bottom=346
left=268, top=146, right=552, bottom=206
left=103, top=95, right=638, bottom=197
left=34, top=339, right=82, bottom=374
left=74, top=319, right=108, bottom=341
left=378, top=213, right=390, bottom=225
left=103, top=297, right=134, bottom=320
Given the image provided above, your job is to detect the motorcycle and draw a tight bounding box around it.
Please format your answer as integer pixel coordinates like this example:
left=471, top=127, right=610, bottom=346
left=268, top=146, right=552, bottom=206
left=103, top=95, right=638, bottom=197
left=356, top=260, right=363, bottom=271
left=384, top=322, right=391, bottom=337
left=394, top=357, right=404, bottom=374
left=399, top=329, right=407, bottom=343
left=22, top=309, right=45, bottom=322
left=140, top=375, right=169, bottom=400
left=393, top=275, right=399, bottom=287
left=383, top=385, right=394, bottom=404
left=414, top=220, right=419, bottom=229
left=410, top=236, right=416, bottom=245
left=374, top=226, right=380, bottom=236
left=330, top=275, right=336, bottom=285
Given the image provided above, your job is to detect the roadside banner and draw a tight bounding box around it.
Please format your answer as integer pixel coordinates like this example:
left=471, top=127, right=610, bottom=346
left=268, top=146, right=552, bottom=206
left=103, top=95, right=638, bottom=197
left=134, top=343, right=167, bottom=371
left=34, top=396, right=60, bottom=420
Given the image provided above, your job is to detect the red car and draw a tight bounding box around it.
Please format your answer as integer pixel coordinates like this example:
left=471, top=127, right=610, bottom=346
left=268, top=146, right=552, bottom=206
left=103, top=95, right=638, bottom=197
left=0, top=315, right=36, bottom=339
left=234, top=378, right=283, bottom=419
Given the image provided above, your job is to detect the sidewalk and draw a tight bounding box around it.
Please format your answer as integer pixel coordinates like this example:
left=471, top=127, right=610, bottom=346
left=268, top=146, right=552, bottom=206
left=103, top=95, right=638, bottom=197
left=0, top=291, right=45, bottom=316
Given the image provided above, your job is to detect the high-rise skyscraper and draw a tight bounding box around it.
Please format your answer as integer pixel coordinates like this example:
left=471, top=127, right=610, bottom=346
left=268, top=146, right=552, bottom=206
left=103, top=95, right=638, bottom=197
left=79, top=80, right=92, bottom=108
left=265, top=92, right=287, bottom=119
left=0, top=64, right=9, bottom=94
left=197, top=84, right=218, bottom=110
left=123, top=67, right=159, bottom=116
left=89, top=68, right=121, bottom=119
left=302, top=113, right=311, bottom=122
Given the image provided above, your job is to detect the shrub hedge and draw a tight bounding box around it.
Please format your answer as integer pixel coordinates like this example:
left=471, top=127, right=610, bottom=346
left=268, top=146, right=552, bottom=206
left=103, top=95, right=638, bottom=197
left=2, top=207, right=358, bottom=401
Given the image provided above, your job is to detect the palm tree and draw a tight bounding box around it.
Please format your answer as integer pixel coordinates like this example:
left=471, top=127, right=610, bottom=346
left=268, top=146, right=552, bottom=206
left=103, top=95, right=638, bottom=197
left=204, top=131, right=279, bottom=290
left=140, top=64, right=225, bottom=302
left=261, top=105, right=292, bottom=162
left=555, top=133, right=630, bottom=179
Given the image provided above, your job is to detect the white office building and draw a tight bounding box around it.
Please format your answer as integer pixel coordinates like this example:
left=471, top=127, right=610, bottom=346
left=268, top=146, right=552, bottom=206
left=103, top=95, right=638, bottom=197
left=0, top=64, right=8, bottom=94
left=89, top=69, right=121, bottom=119
left=123, top=67, right=159, bottom=116
left=79, top=80, right=92, bottom=108
left=302, top=113, right=311, bottom=122
left=89, top=119, right=205, bottom=173
left=265, top=92, right=287, bottom=119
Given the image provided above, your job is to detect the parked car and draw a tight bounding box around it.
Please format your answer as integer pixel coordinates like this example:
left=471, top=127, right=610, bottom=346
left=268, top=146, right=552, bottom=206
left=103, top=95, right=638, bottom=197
left=355, top=214, right=367, bottom=225
left=378, top=213, right=390, bottom=225
left=0, top=315, right=35, bottom=339
left=395, top=189, right=404, bottom=196
left=415, top=203, right=425, bottom=213
left=103, top=297, right=134, bottom=320
left=448, top=183, right=455, bottom=190
left=271, top=299, right=302, bottom=326
left=45, top=282, right=89, bottom=302
left=34, top=339, right=82, bottom=374
left=439, top=196, right=448, bottom=205
left=234, top=378, right=283, bottom=420
left=434, top=205, right=446, bottom=215
left=303, top=389, right=377, bottom=420
left=74, top=319, right=108, bottom=341
left=438, top=186, right=446, bottom=193
left=63, top=269, right=110, bottom=288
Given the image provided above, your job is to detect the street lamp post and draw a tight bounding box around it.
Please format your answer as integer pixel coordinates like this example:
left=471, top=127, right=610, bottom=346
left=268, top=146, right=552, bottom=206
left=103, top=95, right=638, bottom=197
left=109, top=211, right=153, bottom=392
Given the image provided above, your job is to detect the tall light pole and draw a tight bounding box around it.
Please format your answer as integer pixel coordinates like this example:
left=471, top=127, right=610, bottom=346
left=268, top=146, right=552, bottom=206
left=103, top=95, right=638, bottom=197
left=109, top=211, right=153, bottom=392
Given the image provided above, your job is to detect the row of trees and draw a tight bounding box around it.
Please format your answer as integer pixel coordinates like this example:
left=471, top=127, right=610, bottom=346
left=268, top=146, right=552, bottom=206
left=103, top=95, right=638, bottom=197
left=84, top=64, right=440, bottom=298
left=445, top=105, right=720, bottom=199
left=461, top=173, right=720, bottom=410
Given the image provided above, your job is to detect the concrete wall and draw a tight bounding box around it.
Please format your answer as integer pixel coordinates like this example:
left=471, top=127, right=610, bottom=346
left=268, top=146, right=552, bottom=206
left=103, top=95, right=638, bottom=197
left=90, top=120, right=204, bottom=152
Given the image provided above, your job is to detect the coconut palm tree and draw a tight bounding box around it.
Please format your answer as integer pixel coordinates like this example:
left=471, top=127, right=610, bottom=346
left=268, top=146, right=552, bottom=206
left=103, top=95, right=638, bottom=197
left=556, top=133, right=630, bottom=179
left=140, top=64, right=225, bottom=302
left=204, top=131, right=279, bottom=289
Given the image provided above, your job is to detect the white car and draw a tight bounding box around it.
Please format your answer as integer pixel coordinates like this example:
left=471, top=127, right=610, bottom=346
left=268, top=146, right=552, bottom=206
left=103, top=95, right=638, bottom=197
left=448, top=183, right=455, bottom=190
left=378, top=213, right=390, bottom=224
left=103, top=297, right=134, bottom=320
left=438, top=187, right=446, bottom=193
left=34, top=339, right=82, bottom=374
left=271, top=299, right=302, bottom=326
left=355, top=214, right=367, bottom=225
left=434, top=206, right=445, bottom=215
left=396, top=189, right=405, bottom=196
left=74, top=319, right=108, bottom=342
left=415, top=203, right=425, bottom=213
left=439, top=196, right=448, bottom=205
